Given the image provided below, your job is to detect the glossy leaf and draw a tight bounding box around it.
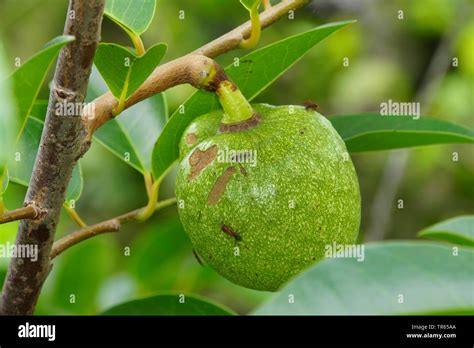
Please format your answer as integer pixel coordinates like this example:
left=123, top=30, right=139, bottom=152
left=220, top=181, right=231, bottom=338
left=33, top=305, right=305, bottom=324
left=328, top=113, right=474, bottom=152
left=8, top=35, right=74, bottom=130
left=1, top=35, right=73, bottom=184
left=151, top=21, right=355, bottom=179
left=88, top=66, right=168, bottom=173
left=8, top=117, right=83, bottom=202
left=102, top=294, right=235, bottom=315
left=418, top=215, right=474, bottom=247
left=104, top=0, right=157, bottom=36
left=255, top=242, right=474, bottom=315
left=94, top=43, right=166, bottom=101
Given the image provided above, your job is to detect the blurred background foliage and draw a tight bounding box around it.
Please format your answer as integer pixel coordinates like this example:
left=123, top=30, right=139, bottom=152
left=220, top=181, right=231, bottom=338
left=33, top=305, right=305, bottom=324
left=0, top=0, right=472, bottom=314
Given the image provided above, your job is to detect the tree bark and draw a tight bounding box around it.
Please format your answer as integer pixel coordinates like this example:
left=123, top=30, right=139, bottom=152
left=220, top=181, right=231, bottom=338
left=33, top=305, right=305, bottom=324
left=0, top=0, right=105, bottom=315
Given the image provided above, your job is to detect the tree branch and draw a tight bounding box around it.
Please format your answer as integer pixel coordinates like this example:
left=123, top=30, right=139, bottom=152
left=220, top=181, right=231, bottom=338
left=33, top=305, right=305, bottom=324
left=50, top=197, right=177, bottom=259
left=0, top=205, right=42, bottom=225
left=82, top=0, right=309, bottom=142
left=0, top=0, right=105, bottom=315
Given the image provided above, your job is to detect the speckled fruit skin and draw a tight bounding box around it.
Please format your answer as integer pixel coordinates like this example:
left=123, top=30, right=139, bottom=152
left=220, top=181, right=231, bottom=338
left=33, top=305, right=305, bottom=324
left=176, top=104, right=360, bottom=291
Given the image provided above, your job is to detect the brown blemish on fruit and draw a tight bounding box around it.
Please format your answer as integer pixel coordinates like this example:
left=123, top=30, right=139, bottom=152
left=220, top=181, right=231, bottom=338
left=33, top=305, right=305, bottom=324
left=207, top=166, right=236, bottom=205
left=188, top=145, right=218, bottom=181
left=186, top=133, right=197, bottom=145
left=219, top=113, right=261, bottom=133
left=299, top=127, right=306, bottom=135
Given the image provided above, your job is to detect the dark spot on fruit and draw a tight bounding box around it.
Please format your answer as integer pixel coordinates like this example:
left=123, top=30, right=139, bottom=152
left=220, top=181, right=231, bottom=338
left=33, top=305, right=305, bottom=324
left=299, top=127, right=306, bottom=135
left=207, top=167, right=236, bottom=205
left=185, top=133, right=197, bottom=145
left=220, top=224, right=242, bottom=241
left=188, top=145, right=218, bottom=181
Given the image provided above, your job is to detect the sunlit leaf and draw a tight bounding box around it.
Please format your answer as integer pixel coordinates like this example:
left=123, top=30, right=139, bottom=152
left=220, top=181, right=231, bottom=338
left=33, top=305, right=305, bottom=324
left=94, top=42, right=166, bottom=101
left=88, top=67, right=168, bottom=173
left=105, top=0, right=157, bottom=36
left=8, top=35, right=74, bottom=130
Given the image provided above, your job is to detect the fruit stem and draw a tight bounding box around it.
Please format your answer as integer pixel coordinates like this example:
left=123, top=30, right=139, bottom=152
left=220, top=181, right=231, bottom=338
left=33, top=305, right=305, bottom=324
left=216, top=81, right=254, bottom=124
left=198, top=61, right=255, bottom=125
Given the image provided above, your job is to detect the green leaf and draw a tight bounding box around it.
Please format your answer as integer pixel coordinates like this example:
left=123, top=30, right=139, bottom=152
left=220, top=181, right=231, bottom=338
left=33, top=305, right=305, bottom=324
left=8, top=35, right=74, bottom=131
left=1, top=169, right=8, bottom=194
left=255, top=242, right=474, bottom=315
left=0, top=43, right=17, bottom=174
left=101, top=294, right=235, bottom=315
left=104, top=0, right=157, bottom=36
left=151, top=21, right=355, bottom=179
left=94, top=43, right=166, bottom=101
left=328, top=113, right=474, bottom=152
left=30, top=99, right=48, bottom=121
left=1, top=35, right=73, bottom=181
left=8, top=117, right=83, bottom=202
left=240, top=0, right=262, bottom=11
left=88, top=67, right=168, bottom=173
left=418, top=216, right=474, bottom=247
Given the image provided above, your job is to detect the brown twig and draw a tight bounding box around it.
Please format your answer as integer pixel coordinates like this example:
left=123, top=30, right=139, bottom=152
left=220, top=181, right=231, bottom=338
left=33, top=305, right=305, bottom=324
left=50, top=197, right=177, bottom=259
left=50, top=220, right=120, bottom=259
left=0, top=205, right=41, bottom=224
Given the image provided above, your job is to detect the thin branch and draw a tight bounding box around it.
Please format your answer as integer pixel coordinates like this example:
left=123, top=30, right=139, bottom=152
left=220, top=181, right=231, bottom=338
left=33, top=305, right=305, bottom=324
left=50, top=197, right=177, bottom=259
left=82, top=0, right=309, bottom=141
left=50, top=219, right=120, bottom=259
left=0, top=205, right=41, bottom=224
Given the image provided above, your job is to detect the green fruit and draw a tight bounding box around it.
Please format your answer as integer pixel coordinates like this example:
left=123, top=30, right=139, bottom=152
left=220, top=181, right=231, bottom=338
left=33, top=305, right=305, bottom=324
left=175, top=103, right=360, bottom=291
